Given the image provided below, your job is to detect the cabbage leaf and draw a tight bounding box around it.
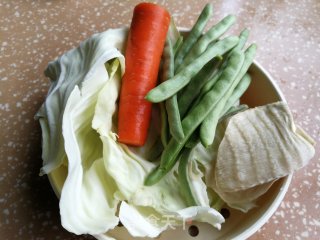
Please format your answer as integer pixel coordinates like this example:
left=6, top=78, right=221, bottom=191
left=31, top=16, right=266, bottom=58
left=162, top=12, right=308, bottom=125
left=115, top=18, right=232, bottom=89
left=35, top=28, right=126, bottom=175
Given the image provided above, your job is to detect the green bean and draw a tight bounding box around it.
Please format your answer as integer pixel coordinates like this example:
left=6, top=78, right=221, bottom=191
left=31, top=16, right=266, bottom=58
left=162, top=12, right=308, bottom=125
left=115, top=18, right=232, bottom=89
left=185, top=129, right=200, bottom=148
left=159, top=37, right=171, bottom=147
left=179, top=15, right=236, bottom=69
left=145, top=137, right=164, bottom=162
left=163, top=37, right=185, bottom=141
left=174, top=4, right=213, bottom=70
left=200, top=96, right=229, bottom=147
left=178, top=148, right=197, bottom=206
left=165, top=104, right=182, bottom=140
left=200, top=74, right=251, bottom=147
left=159, top=102, right=169, bottom=147
left=173, top=36, right=183, bottom=55
left=144, top=165, right=166, bottom=186
left=233, top=28, right=249, bottom=52
left=188, top=66, right=223, bottom=112
left=168, top=19, right=181, bottom=48
left=178, top=57, right=222, bottom=118
left=166, top=96, right=184, bottom=141
left=162, top=37, right=174, bottom=82
left=189, top=29, right=250, bottom=110
left=159, top=35, right=179, bottom=147
left=220, top=73, right=251, bottom=116
left=184, top=50, right=253, bottom=147
left=200, top=45, right=256, bottom=146
left=211, top=196, right=225, bottom=211
left=201, top=68, right=222, bottom=93
left=144, top=51, right=244, bottom=186
left=221, top=104, right=248, bottom=120
left=145, top=36, right=239, bottom=103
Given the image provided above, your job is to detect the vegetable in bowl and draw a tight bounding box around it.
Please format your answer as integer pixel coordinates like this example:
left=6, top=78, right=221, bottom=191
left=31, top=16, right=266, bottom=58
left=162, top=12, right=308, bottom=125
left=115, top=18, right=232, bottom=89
left=35, top=2, right=315, bottom=240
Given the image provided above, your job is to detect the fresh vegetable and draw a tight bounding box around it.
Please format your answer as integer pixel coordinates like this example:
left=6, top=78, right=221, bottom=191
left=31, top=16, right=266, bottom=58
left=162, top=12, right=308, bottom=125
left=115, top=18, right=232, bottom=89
left=233, top=28, right=250, bottom=51
left=35, top=28, right=126, bottom=175
left=173, top=35, right=183, bottom=54
left=174, top=3, right=213, bottom=69
left=162, top=36, right=185, bottom=141
left=222, top=104, right=249, bottom=117
left=117, top=2, right=170, bottom=146
left=60, top=59, right=122, bottom=235
left=147, top=45, right=255, bottom=183
left=221, top=74, right=251, bottom=116
left=145, top=36, right=239, bottom=103
left=199, top=74, right=251, bottom=147
left=178, top=148, right=212, bottom=208
left=200, top=44, right=257, bottom=146
left=178, top=148, right=197, bottom=206
left=179, top=14, right=236, bottom=69
left=187, top=29, right=250, bottom=113
left=159, top=101, right=169, bottom=147
left=145, top=51, right=245, bottom=186
left=178, top=58, right=222, bottom=118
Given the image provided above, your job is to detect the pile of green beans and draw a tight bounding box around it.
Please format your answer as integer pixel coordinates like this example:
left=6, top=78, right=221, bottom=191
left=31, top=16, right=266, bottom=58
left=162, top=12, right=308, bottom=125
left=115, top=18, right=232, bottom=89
left=144, top=4, right=257, bottom=202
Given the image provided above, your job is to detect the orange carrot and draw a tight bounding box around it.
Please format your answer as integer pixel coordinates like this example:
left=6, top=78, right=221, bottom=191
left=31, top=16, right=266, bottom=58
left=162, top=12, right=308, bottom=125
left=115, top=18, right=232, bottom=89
left=117, top=3, right=170, bottom=146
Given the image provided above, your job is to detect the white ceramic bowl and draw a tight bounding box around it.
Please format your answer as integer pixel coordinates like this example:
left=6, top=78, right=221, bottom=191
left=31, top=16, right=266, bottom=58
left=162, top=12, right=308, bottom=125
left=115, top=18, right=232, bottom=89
left=48, top=60, right=292, bottom=240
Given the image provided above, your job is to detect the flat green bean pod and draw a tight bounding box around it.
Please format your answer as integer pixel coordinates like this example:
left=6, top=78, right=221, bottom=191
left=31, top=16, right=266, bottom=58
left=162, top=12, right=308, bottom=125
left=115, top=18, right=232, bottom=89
left=222, top=104, right=249, bottom=120
left=166, top=95, right=185, bottom=141
left=189, top=66, right=223, bottom=111
left=145, top=137, right=164, bottom=162
left=173, top=36, right=183, bottom=55
left=180, top=14, right=236, bottom=69
left=144, top=166, right=166, bottom=186
left=200, top=74, right=251, bottom=147
left=232, top=28, right=249, bottom=52
left=185, top=130, right=200, bottom=149
left=193, top=29, right=249, bottom=105
left=220, top=73, right=251, bottom=116
left=163, top=37, right=185, bottom=141
left=145, top=50, right=244, bottom=186
left=211, top=195, right=225, bottom=211
left=159, top=102, right=169, bottom=147
left=178, top=58, right=222, bottom=118
left=145, top=36, right=239, bottom=103
left=167, top=19, right=181, bottom=48
left=200, top=44, right=256, bottom=146
left=174, top=3, right=213, bottom=70
left=178, top=148, right=197, bottom=206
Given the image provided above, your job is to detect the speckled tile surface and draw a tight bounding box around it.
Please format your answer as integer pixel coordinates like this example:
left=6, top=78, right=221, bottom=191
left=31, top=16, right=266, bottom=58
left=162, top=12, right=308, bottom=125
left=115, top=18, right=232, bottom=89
left=0, top=0, right=319, bottom=239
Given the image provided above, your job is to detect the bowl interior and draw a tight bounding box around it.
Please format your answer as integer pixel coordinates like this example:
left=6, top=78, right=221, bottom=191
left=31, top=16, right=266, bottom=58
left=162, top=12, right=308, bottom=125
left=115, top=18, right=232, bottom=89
left=48, top=61, right=291, bottom=240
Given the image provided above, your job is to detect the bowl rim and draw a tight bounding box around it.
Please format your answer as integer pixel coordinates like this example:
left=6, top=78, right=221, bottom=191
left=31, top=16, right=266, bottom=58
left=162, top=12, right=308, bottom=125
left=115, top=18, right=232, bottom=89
left=47, top=59, right=292, bottom=240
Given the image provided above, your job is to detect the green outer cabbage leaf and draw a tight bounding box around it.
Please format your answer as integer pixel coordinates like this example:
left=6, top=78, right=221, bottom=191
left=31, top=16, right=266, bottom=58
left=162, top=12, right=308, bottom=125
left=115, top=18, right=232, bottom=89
left=35, top=28, right=127, bottom=175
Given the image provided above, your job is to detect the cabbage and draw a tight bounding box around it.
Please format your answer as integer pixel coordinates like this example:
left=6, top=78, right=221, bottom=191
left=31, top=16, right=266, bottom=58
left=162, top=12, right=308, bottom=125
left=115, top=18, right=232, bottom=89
left=36, top=28, right=224, bottom=239
left=35, top=28, right=127, bottom=175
